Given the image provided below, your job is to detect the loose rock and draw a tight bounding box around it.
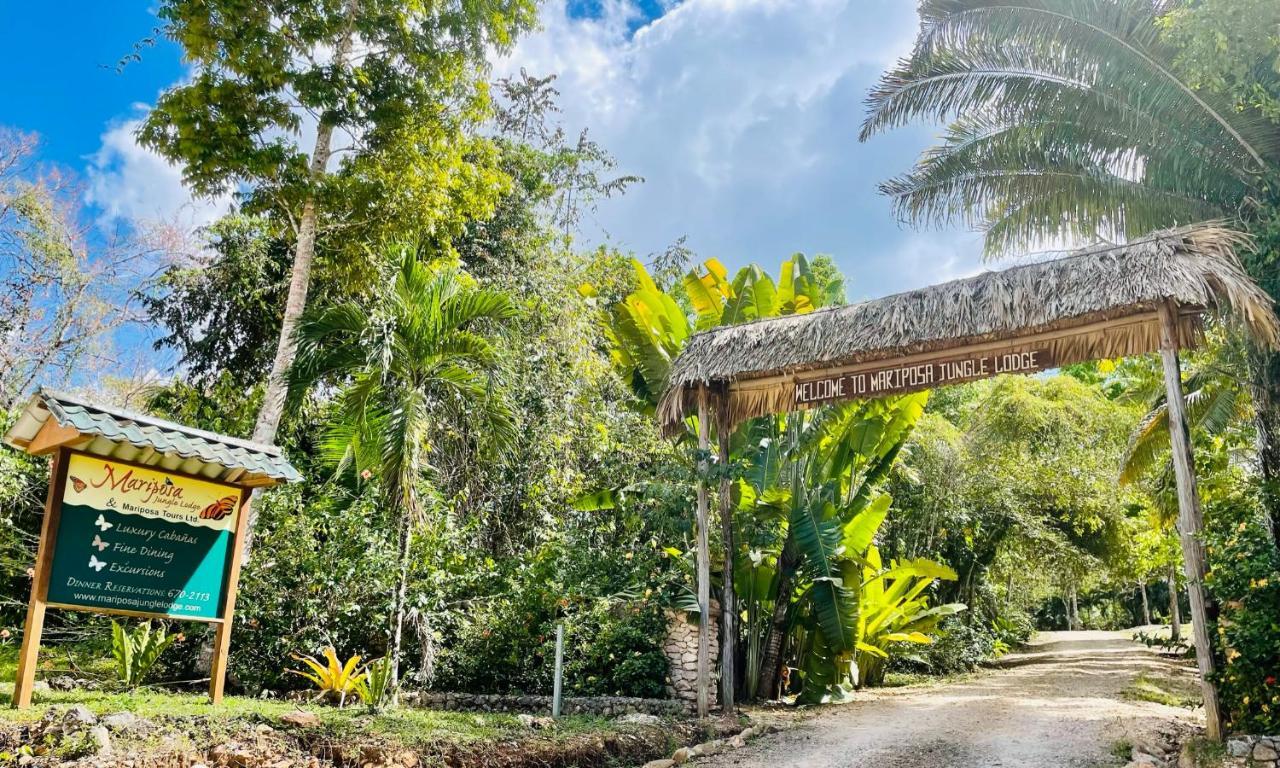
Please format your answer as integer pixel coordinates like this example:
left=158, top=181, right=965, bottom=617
left=281, top=710, right=321, bottom=728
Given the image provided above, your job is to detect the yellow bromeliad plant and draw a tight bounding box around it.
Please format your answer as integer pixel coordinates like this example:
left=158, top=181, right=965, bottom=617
left=289, top=647, right=367, bottom=707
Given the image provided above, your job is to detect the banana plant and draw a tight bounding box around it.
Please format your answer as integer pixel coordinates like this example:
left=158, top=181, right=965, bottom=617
left=742, top=393, right=928, bottom=703
left=854, top=544, right=967, bottom=687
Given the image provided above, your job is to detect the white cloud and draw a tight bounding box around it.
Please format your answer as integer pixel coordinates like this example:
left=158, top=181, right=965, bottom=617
left=85, top=109, right=233, bottom=230
left=496, top=0, right=985, bottom=297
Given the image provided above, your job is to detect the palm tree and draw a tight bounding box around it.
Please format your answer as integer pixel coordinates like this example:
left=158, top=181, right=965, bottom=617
left=859, top=0, right=1280, bottom=546
left=289, top=244, right=516, bottom=693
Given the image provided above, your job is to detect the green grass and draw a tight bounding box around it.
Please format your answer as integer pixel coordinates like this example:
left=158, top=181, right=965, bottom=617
left=0, top=645, right=637, bottom=751
left=881, top=670, right=975, bottom=688
left=1122, top=671, right=1201, bottom=709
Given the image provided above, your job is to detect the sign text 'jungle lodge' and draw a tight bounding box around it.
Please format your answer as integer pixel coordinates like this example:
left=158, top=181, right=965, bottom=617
left=794, top=349, right=1053, bottom=407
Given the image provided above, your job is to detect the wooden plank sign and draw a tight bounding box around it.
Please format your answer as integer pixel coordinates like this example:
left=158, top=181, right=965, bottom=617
left=45, top=453, right=244, bottom=621
left=793, top=347, right=1055, bottom=408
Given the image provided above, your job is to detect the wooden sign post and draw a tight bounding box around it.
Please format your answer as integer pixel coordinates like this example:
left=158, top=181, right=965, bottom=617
left=3, top=390, right=298, bottom=710
left=12, top=449, right=256, bottom=708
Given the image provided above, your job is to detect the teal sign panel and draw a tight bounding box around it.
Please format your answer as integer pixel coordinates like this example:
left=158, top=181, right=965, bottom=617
left=44, top=453, right=242, bottom=621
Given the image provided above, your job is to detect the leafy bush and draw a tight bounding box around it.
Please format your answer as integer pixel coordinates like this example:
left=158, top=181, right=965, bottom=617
left=224, top=483, right=399, bottom=692
left=111, top=620, right=177, bottom=689
left=918, top=618, right=996, bottom=675
left=566, top=599, right=669, bottom=698
left=1203, top=484, right=1280, bottom=733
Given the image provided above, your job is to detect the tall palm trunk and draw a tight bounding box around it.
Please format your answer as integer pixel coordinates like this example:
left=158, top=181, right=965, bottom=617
left=389, top=507, right=412, bottom=697
left=1140, top=581, right=1151, bottom=626
left=1168, top=567, right=1182, bottom=642
left=1067, top=584, right=1080, bottom=630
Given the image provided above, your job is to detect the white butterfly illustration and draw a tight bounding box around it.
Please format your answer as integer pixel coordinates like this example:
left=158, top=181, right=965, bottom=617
left=88, top=555, right=107, bottom=572
left=92, top=535, right=109, bottom=552
left=94, top=514, right=113, bottom=532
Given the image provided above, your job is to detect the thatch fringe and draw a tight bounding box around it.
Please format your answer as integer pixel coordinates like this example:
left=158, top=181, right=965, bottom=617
left=658, top=223, right=1279, bottom=435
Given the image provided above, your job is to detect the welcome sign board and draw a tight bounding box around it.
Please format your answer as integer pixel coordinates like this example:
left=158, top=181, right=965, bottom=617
left=45, top=453, right=243, bottom=621
left=793, top=347, right=1055, bottom=408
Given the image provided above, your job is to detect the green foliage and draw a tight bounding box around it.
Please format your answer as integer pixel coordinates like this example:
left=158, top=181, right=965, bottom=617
left=289, top=244, right=518, bottom=688
left=142, top=215, right=291, bottom=391
left=355, top=656, right=395, bottom=711
left=1159, top=0, right=1280, bottom=123
left=860, top=0, right=1278, bottom=256
left=142, top=0, right=534, bottom=200
left=853, top=545, right=965, bottom=688
left=111, top=621, right=177, bottom=690
left=434, top=572, right=671, bottom=698
left=288, top=647, right=367, bottom=707
left=229, top=481, right=398, bottom=692
left=1203, top=483, right=1280, bottom=732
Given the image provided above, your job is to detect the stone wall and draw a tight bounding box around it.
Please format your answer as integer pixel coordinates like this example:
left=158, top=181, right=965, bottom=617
left=1226, top=735, right=1279, bottom=766
left=662, top=602, right=719, bottom=710
left=402, top=691, right=685, bottom=718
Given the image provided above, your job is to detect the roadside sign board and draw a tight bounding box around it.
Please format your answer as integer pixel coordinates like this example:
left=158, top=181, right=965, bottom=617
left=44, top=453, right=243, bottom=621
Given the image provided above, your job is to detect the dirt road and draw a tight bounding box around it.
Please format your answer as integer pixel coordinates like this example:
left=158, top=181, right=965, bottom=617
left=704, top=630, right=1201, bottom=768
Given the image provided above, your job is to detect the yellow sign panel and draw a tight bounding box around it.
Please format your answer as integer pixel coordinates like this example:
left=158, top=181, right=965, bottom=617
left=64, top=453, right=239, bottom=533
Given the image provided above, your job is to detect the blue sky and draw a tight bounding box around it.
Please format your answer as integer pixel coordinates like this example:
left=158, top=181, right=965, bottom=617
left=0, top=0, right=987, bottom=309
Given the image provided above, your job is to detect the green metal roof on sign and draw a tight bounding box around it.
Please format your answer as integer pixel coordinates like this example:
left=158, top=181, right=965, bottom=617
left=3, top=388, right=301, bottom=486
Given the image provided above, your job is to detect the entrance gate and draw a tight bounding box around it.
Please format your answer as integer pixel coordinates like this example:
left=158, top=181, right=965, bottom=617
left=657, top=224, right=1280, bottom=739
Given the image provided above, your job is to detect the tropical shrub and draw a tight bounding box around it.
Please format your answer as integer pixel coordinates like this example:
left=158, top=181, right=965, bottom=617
left=1203, top=484, right=1280, bottom=732
left=854, top=545, right=966, bottom=687
left=111, top=620, right=178, bottom=689
left=227, top=482, right=399, bottom=692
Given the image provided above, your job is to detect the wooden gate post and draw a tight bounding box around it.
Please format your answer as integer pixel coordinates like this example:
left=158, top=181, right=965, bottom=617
left=717, top=399, right=735, bottom=714
left=1157, top=301, right=1224, bottom=740
left=694, top=389, right=712, bottom=719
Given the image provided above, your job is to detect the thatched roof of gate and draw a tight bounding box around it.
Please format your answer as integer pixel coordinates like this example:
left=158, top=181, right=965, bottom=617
left=658, top=223, right=1279, bottom=434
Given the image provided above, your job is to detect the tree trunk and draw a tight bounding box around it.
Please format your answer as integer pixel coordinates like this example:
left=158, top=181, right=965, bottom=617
left=756, top=548, right=796, bottom=700
left=1247, top=340, right=1280, bottom=551
left=717, top=406, right=735, bottom=713
left=389, top=507, right=412, bottom=698
left=242, top=18, right=353, bottom=560
left=1067, top=584, right=1080, bottom=631
left=1167, top=567, right=1181, bottom=643
left=1140, top=581, right=1151, bottom=626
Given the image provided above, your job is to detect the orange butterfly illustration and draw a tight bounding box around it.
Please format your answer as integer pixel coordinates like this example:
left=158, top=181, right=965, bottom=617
left=200, top=495, right=238, bottom=521
left=69, top=475, right=86, bottom=493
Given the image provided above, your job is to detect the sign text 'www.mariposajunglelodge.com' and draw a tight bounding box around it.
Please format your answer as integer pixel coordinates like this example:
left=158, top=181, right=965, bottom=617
left=45, top=453, right=242, bottom=621
left=793, top=349, right=1054, bottom=407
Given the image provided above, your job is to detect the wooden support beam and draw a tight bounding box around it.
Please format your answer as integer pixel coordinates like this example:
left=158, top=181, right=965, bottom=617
left=1157, top=301, right=1224, bottom=741
left=695, top=389, right=711, bottom=720
left=27, top=419, right=82, bottom=456
left=209, top=490, right=253, bottom=704
left=717, top=399, right=735, bottom=715
left=12, top=449, right=69, bottom=708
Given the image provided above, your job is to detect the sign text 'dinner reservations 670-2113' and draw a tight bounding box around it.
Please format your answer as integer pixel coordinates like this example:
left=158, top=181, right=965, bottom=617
left=793, top=348, right=1054, bottom=407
